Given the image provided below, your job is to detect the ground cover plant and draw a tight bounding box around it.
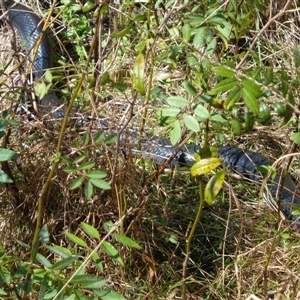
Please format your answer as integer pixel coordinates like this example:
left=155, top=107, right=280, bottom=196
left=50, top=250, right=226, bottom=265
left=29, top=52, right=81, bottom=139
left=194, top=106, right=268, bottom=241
left=0, top=0, right=300, bottom=299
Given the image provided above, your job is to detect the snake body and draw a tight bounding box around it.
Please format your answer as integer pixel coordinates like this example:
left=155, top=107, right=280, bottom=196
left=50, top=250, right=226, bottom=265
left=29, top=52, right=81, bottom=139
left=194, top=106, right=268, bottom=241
left=2, top=1, right=300, bottom=229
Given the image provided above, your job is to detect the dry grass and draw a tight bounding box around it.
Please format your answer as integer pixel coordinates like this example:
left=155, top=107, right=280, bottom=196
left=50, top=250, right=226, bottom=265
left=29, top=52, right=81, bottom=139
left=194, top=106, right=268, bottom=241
left=0, top=1, right=300, bottom=299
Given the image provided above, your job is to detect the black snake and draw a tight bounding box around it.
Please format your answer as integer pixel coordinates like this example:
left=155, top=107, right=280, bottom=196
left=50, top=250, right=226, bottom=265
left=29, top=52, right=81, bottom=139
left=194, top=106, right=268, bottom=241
left=2, top=0, right=300, bottom=230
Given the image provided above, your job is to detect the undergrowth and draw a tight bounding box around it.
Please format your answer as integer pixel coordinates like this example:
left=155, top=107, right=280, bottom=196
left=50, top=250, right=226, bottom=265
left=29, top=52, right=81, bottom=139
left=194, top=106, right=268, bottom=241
left=0, top=0, right=300, bottom=299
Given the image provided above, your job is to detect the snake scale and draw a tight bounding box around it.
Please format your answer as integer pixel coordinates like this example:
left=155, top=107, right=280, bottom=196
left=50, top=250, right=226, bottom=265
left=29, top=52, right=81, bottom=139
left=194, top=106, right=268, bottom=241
left=2, top=0, right=300, bottom=230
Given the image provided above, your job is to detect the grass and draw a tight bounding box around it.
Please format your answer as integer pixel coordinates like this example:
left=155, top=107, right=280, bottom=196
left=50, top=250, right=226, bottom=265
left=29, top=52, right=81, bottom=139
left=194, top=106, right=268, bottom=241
left=0, top=0, right=300, bottom=299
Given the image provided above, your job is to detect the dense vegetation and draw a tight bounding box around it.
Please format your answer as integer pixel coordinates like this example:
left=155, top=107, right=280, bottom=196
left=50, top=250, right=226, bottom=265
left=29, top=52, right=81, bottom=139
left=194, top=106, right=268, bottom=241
left=0, top=0, right=300, bottom=299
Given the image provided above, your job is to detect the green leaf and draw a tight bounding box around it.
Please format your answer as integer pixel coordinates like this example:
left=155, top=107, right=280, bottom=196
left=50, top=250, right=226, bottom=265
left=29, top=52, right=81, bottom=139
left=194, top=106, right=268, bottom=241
left=290, top=132, right=300, bottom=145
left=182, top=23, right=191, bottom=42
left=73, top=155, right=86, bottom=164
left=166, top=96, right=189, bottom=107
left=191, top=157, right=222, bottom=176
left=204, top=170, right=225, bottom=205
left=170, top=120, right=181, bottom=145
left=208, top=78, right=238, bottom=95
left=70, top=176, right=84, bottom=190
left=51, top=256, right=79, bottom=271
left=113, top=234, right=142, bottom=249
left=44, top=288, right=58, bottom=299
left=193, top=26, right=208, bottom=48
left=112, top=21, right=133, bottom=38
left=78, top=161, right=95, bottom=170
left=105, top=133, right=118, bottom=144
left=82, top=0, right=95, bottom=13
left=86, top=170, right=107, bottom=179
left=70, top=275, right=107, bottom=289
left=132, top=53, right=145, bottom=95
left=211, top=66, right=235, bottom=77
left=242, top=89, right=260, bottom=115
left=0, top=170, right=13, bottom=183
left=65, top=232, right=87, bottom=247
left=94, top=290, right=127, bottom=300
left=34, top=81, right=49, bottom=99
left=101, top=241, right=124, bottom=266
left=81, top=222, right=100, bottom=239
left=193, top=104, right=210, bottom=120
left=39, top=224, right=50, bottom=244
left=44, top=70, right=53, bottom=83
left=225, top=86, right=242, bottom=109
left=0, top=288, right=8, bottom=296
left=45, top=245, right=72, bottom=258
left=281, top=71, right=289, bottom=97
left=63, top=166, right=77, bottom=173
left=160, top=107, right=181, bottom=117
left=210, top=114, right=228, bottom=123
left=84, top=180, right=93, bottom=200
left=183, top=115, right=200, bottom=132
left=94, top=130, right=105, bottom=143
left=231, top=117, right=242, bottom=136
left=241, top=79, right=261, bottom=97
left=83, top=132, right=90, bottom=146
left=90, top=178, right=111, bottom=190
left=103, top=221, right=115, bottom=233
left=183, top=81, right=197, bottom=96
left=264, top=67, right=274, bottom=86
left=0, top=148, right=17, bottom=161
left=293, top=47, right=300, bottom=68
left=0, top=266, right=11, bottom=285
left=91, top=251, right=103, bottom=272
left=36, top=253, right=52, bottom=268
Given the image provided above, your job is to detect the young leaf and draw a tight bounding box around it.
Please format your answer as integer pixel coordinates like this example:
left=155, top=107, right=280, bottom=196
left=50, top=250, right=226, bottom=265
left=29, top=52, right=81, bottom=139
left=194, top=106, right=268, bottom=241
left=81, top=222, right=100, bottom=239
left=133, top=53, right=145, bottom=95
left=191, top=157, right=222, bottom=176
left=204, top=170, right=225, bottom=205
